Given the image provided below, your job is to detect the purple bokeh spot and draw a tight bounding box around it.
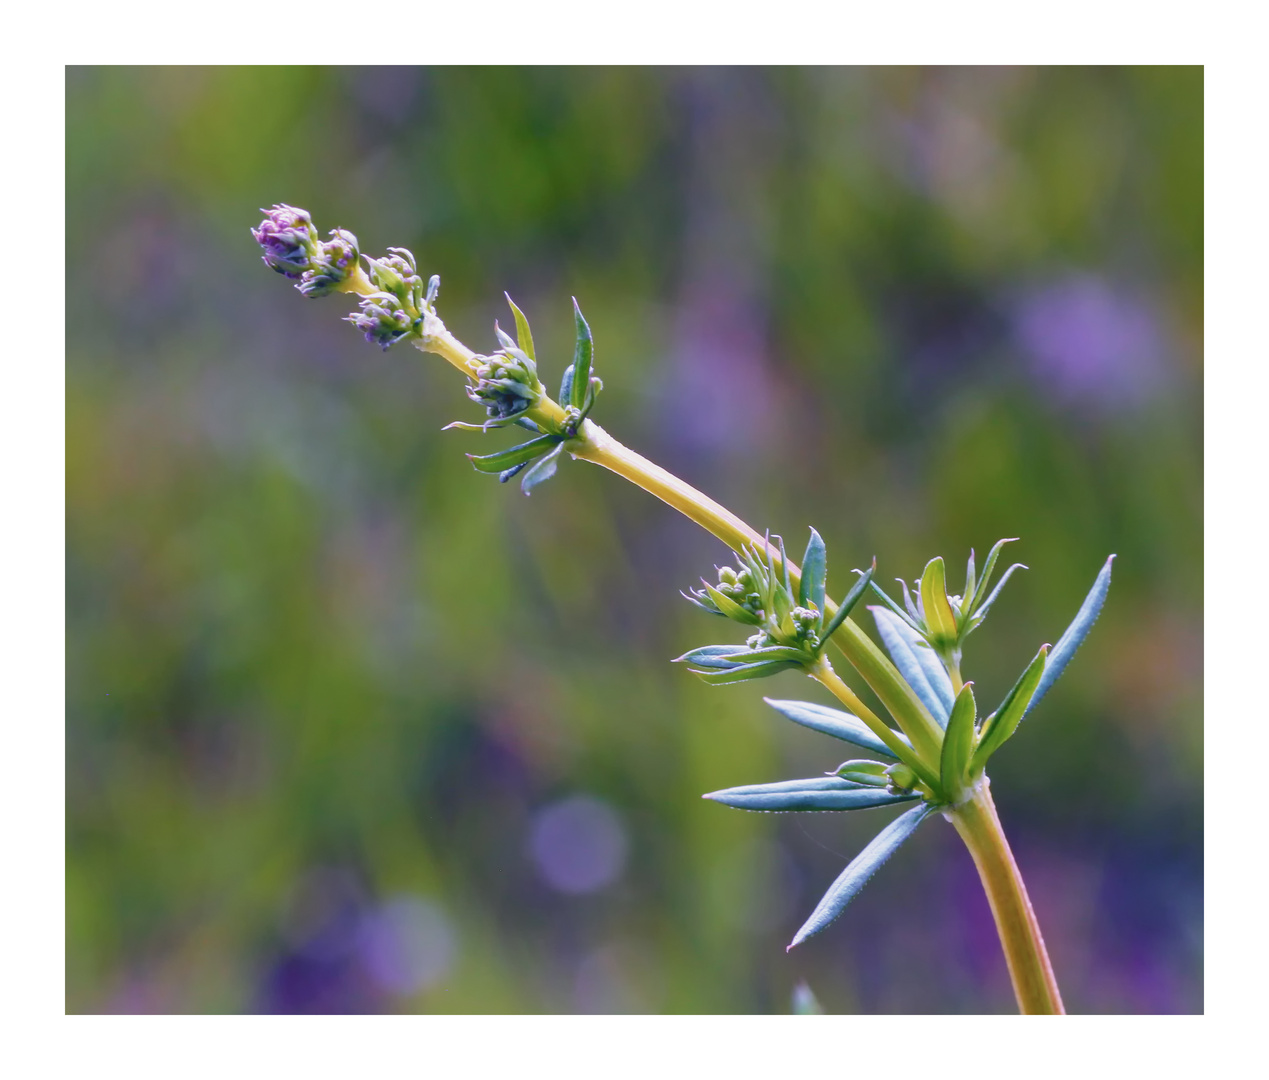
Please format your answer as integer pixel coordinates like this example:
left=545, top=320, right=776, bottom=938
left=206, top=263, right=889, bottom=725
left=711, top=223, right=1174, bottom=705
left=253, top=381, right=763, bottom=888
left=528, top=794, right=628, bottom=895
left=1013, top=274, right=1169, bottom=411
left=356, top=895, right=457, bottom=996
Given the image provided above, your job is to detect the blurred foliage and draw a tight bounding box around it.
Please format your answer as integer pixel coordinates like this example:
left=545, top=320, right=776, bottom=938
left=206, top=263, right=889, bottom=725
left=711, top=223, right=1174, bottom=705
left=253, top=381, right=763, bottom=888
left=66, top=66, right=1201, bottom=1014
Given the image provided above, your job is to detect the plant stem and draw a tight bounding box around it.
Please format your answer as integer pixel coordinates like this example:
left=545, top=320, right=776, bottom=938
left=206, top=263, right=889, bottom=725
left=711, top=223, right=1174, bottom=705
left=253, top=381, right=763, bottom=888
left=809, top=657, right=939, bottom=789
left=949, top=781, right=1065, bottom=1014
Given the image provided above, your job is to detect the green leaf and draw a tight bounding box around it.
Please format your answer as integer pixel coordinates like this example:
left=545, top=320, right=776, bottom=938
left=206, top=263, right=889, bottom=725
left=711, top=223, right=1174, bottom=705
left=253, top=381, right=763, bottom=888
left=821, top=560, right=876, bottom=642
left=971, top=538, right=1019, bottom=612
left=466, top=433, right=560, bottom=473
left=963, top=548, right=977, bottom=613
left=690, top=659, right=802, bottom=684
left=831, top=760, right=891, bottom=787
left=920, top=557, right=959, bottom=648
left=970, top=562, right=1027, bottom=624
left=970, top=644, right=1048, bottom=775
left=520, top=442, right=564, bottom=495
left=703, top=776, right=918, bottom=812
left=1024, top=555, right=1114, bottom=717
left=681, top=590, right=725, bottom=617
left=673, top=644, right=752, bottom=668
left=867, top=580, right=924, bottom=633
left=940, top=683, right=977, bottom=798
left=799, top=528, right=827, bottom=612
left=788, top=803, right=934, bottom=950
left=558, top=363, right=574, bottom=406
left=504, top=293, right=536, bottom=361
left=570, top=298, right=593, bottom=409
left=700, top=582, right=763, bottom=625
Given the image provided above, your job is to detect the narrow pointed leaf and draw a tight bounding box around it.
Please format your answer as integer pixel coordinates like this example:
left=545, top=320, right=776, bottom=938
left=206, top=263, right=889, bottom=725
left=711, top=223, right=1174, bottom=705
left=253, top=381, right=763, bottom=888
left=762, top=699, right=907, bottom=760
left=700, top=582, right=763, bottom=625
left=493, top=322, right=519, bottom=355
left=466, top=433, right=560, bottom=473
left=570, top=298, right=592, bottom=409
left=868, top=580, right=924, bottom=632
left=673, top=645, right=749, bottom=670
left=681, top=590, right=725, bottom=617
left=499, top=462, right=529, bottom=483
left=520, top=441, right=564, bottom=495
left=920, top=557, right=959, bottom=647
left=703, top=776, right=918, bottom=812
left=504, top=294, right=536, bottom=361
left=788, top=803, right=933, bottom=950
left=964, top=549, right=977, bottom=611
left=971, top=644, right=1048, bottom=775
left=778, top=534, right=793, bottom=597
left=559, top=363, right=574, bottom=406
left=972, top=562, right=1027, bottom=622
left=690, top=659, right=802, bottom=684
left=1024, top=555, right=1115, bottom=717
left=799, top=528, right=827, bottom=612
left=821, top=560, right=875, bottom=642
left=971, top=538, right=1019, bottom=611
left=940, top=683, right=977, bottom=797
left=870, top=606, right=953, bottom=724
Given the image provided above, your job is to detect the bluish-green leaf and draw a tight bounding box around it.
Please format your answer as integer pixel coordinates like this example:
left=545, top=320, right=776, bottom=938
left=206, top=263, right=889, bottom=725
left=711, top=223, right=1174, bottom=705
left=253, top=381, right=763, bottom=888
left=763, top=699, right=907, bottom=760
left=970, top=562, right=1027, bottom=623
left=691, top=659, right=802, bottom=684
left=971, top=644, right=1048, bottom=775
left=520, top=442, right=564, bottom=495
left=504, top=293, right=536, bottom=361
left=963, top=548, right=977, bottom=614
left=466, top=433, right=560, bottom=473
left=821, top=560, right=875, bottom=642
left=703, top=775, right=918, bottom=812
left=940, top=683, right=977, bottom=797
left=787, top=803, right=933, bottom=950
left=681, top=590, right=725, bottom=617
left=673, top=644, right=750, bottom=669
left=1024, top=555, right=1114, bottom=717
left=870, top=606, right=953, bottom=725
left=570, top=298, right=593, bottom=409
left=559, top=363, right=574, bottom=406
left=868, top=581, right=924, bottom=633
left=799, top=528, right=827, bottom=612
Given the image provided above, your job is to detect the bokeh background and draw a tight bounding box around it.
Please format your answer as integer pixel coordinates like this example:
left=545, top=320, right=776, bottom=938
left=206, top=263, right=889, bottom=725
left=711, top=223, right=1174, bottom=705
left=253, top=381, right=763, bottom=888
left=66, top=66, right=1202, bottom=1014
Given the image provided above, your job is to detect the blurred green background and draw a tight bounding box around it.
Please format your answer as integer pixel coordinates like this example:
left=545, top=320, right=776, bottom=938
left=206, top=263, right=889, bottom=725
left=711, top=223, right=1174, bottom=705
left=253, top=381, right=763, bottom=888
left=66, top=66, right=1202, bottom=1014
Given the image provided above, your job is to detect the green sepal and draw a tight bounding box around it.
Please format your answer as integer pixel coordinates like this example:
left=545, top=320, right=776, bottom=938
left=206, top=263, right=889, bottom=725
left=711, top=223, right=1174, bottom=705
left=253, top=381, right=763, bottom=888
left=831, top=760, right=891, bottom=788
left=570, top=298, right=593, bottom=409
left=520, top=441, right=565, bottom=495
left=940, top=683, right=977, bottom=798
left=504, top=293, right=536, bottom=361
left=466, top=433, right=561, bottom=473
left=821, top=559, right=876, bottom=642
left=970, top=644, right=1048, bottom=776
left=700, top=582, right=764, bottom=625
left=690, top=659, right=802, bottom=684
left=920, top=557, right=959, bottom=649
left=799, top=528, right=826, bottom=613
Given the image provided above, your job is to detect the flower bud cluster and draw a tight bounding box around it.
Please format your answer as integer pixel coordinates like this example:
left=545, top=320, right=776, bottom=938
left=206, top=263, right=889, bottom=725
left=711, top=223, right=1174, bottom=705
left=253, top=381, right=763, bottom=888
left=467, top=348, right=544, bottom=421
left=715, top=566, right=765, bottom=620
left=252, top=205, right=362, bottom=298
left=345, top=294, right=415, bottom=350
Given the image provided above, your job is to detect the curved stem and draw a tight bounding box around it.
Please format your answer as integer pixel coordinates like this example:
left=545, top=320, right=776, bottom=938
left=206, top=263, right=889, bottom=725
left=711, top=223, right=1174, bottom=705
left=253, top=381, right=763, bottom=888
left=949, top=781, right=1065, bottom=1014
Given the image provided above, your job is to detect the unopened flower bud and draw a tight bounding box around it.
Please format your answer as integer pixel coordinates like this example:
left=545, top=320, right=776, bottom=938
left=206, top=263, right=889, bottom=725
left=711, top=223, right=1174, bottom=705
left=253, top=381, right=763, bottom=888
left=344, top=293, right=415, bottom=351
left=251, top=203, right=319, bottom=279
left=298, top=229, right=361, bottom=298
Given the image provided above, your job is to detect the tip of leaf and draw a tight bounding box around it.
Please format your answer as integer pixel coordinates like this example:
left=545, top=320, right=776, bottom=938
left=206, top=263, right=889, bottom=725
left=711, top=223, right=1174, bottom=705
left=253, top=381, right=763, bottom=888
left=572, top=296, right=581, bottom=312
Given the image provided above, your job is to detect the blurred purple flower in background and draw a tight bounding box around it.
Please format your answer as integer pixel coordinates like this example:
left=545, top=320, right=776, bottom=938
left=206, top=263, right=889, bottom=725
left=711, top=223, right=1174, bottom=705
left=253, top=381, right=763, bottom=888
left=528, top=794, right=628, bottom=895
left=356, top=895, right=458, bottom=997
left=1013, top=274, right=1170, bottom=411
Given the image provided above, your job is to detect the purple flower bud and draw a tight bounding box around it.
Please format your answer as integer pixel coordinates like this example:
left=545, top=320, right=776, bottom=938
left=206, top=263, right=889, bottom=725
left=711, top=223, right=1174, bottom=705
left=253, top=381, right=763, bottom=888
left=298, top=228, right=361, bottom=298
left=343, top=293, right=416, bottom=350
left=251, top=203, right=319, bottom=279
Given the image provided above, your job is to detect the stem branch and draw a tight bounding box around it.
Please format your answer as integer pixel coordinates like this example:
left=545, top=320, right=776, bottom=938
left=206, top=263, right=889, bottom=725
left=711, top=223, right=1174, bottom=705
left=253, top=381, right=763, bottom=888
left=949, top=781, right=1065, bottom=1014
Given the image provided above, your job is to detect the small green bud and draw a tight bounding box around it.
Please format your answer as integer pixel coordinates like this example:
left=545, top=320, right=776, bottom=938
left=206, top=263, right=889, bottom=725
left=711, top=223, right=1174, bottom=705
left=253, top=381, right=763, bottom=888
left=885, top=763, right=918, bottom=792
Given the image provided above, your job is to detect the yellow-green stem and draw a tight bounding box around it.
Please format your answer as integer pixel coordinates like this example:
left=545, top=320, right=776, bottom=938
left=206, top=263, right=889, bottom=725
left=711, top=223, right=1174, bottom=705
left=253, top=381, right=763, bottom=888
left=949, top=781, right=1065, bottom=1014
left=809, top=658, right=939, bottom=789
